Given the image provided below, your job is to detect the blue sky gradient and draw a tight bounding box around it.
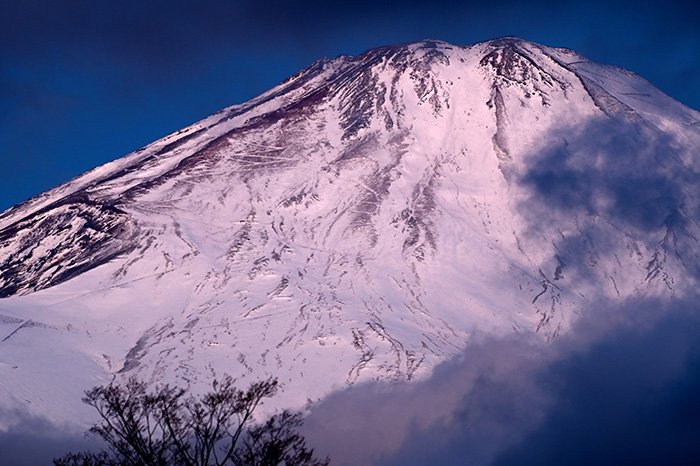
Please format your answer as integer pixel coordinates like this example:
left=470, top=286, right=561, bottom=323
left=2, top=3, right=700, bottom=464
left=1, top=0, right=698, bottom=210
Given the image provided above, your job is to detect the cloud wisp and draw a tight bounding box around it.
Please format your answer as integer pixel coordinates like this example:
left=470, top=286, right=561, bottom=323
left=300, top=113, right=700, bottom=466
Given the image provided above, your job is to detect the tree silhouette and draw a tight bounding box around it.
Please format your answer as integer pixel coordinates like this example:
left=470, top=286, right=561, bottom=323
left=54, top=376, right=328, bottom=466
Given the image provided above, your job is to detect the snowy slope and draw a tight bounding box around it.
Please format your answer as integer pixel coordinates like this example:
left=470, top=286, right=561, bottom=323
left=2, top=37, right=700, bottom=430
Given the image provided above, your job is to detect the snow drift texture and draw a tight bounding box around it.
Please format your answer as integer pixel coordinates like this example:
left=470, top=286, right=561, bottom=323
left=1, top=37, right=700, bottom=430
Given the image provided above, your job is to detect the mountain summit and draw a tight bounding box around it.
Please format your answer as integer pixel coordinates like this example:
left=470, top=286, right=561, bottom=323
left=1, top=37, right=700, bottom=428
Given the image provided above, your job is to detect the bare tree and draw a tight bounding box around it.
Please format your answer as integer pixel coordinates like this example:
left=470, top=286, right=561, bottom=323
left=54, top=376, right=328, bottom=466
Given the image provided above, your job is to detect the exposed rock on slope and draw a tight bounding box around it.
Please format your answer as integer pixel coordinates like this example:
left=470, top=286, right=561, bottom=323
left=1, top=37, right=700, bottom=428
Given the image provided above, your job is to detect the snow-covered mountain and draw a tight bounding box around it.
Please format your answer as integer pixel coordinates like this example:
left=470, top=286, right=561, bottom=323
left=2, top=37, right=700, bottom=429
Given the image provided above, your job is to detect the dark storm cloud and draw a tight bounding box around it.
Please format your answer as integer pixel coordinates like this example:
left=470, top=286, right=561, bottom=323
left=300, top=296, right=700, bottom=466
left=5, top=298, right=699, bottom=465
left=516, top=114, right=700, bottom=288
left=299, top=110, right=700, bottom=464
left=300, top=333, right=553, bottom=465
left=0, top=408, right=102, bottom=466
left=522, top=117, right=698, bottom=232
left=493, top=307, right=700, bottom=466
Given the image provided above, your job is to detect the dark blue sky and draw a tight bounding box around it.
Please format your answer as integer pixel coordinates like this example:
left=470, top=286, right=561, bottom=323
left=1, top=0, right=699, bottom=211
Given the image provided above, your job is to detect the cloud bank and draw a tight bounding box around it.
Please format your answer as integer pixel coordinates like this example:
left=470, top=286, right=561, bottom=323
left=0, top=409, right=102, bottom=466
left=300, top=296, right=700, bottom=465
left=4, top=295, right=698, bottom=465
left=298, top=113, right=700, bottom=465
